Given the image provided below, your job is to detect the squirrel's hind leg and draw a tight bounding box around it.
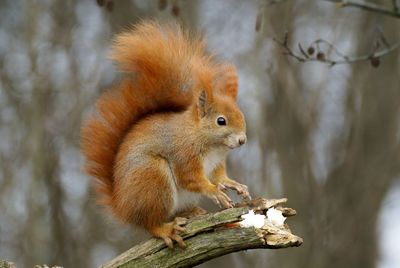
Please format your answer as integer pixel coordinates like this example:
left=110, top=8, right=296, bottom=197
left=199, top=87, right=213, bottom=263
left=125, top=157, right=187, bottom=248
left=114, top=157, right=188, bottom=248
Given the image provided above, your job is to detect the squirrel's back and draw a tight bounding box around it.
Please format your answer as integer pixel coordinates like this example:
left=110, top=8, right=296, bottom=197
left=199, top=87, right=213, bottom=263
left=80, top=22, right=215, bottom=207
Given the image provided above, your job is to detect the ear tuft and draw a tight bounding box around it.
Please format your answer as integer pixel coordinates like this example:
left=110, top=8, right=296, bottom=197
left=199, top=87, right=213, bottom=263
left=199, top=90, right=206, bottom=108
left=215, top=64, right=238, bottom=100
left=198, top=90, right=207, bottom=117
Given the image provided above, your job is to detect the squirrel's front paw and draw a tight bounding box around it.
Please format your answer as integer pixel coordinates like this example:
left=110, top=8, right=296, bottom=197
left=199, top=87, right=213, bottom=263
left=208, top=183, right=234, bottom=209
left=221, top=179, right=251, bottom=201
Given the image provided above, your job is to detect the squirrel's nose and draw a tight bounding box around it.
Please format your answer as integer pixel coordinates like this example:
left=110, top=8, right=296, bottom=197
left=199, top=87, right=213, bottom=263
left=238, top=136, right=246, bottom=146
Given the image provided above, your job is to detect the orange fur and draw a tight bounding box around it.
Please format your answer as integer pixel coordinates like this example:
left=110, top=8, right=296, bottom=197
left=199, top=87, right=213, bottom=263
left=81, top=21, right=249, bottom=247
left=81, top=22, right=207, bottom=207
left=215, top=64, right=238, bottom=100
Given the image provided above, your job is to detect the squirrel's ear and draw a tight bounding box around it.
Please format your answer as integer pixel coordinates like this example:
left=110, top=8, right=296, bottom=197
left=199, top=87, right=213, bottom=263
left=198, top=90, right=210, bottom=117
left=215, top=64, right=238, bottom=100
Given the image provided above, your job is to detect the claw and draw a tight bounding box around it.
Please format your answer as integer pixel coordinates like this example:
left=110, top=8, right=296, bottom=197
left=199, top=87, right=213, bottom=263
left=172, top=216, right=187, bottom=235
left=163, top=236, right=173, bottom=249
left=173, top=225, right=186, bottom=232
left=218, top=183, right=227, bottom=191
left=211, top=196, right=221, bottom=207
left=171, top=233, right=187, bottom=248
left=150, top=219, right=187, bottom=249
left=206, top=184, right=234, bottom=209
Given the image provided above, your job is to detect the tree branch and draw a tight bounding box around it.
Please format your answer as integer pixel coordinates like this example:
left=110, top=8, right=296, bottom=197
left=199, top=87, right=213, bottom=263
left=325, top=0, right=400, bottom=18
left=101, top=198, right=302, bottom=268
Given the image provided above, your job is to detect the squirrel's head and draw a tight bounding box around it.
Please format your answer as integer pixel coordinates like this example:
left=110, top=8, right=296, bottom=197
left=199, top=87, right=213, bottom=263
left=194, top=64, right=246, bottom=150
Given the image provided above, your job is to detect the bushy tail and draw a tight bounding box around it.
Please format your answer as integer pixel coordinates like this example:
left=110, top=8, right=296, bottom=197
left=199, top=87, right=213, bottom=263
left=81, top=22, right=209, bottom=206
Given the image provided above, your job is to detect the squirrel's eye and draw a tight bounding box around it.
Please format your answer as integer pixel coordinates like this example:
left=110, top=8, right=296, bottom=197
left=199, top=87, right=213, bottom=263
left=217, top=116, right=226, bottom=126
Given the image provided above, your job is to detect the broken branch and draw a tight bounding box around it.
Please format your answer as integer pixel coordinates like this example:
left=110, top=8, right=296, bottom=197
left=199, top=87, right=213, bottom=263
left=101, top=198, right=302, bottom=268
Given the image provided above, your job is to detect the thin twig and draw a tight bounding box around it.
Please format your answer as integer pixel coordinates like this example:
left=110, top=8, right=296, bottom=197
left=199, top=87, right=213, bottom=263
left=274, top=35, right=400, bottom=66
left=325, top=0, right=400, bottom=18
left=311, top=39, right=349, bottom=60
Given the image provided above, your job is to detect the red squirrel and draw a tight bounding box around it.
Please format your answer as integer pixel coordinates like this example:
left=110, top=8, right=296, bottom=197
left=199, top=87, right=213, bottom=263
left=81, top=21, right=250, bottom=248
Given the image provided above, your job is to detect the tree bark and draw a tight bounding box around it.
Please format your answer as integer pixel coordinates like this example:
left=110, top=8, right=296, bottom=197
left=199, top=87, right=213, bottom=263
left=0, top=260, right=15, bottom=268
left=101, top=198, right=302, bottom=268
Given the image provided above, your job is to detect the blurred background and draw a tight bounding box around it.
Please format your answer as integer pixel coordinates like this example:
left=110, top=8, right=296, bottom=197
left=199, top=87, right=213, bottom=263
left=1, top=0, right=399, bottom=267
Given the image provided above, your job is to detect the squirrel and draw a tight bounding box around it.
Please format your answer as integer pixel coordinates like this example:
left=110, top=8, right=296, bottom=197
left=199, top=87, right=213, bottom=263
left=81, top=21, right=250, bottom=248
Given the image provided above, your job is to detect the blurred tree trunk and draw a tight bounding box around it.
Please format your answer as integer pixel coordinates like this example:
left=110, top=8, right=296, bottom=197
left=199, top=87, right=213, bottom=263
left=21, top=1, right=71, bottom=266
left=317, top=14, right=400, bottom=268
left=263, top=2, right=400, bottom=268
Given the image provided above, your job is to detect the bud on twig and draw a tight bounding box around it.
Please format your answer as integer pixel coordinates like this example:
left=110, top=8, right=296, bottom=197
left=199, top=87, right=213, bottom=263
left=370, top=56, right=380, bottom=68
left=316, top=52, right=325, bottom=61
